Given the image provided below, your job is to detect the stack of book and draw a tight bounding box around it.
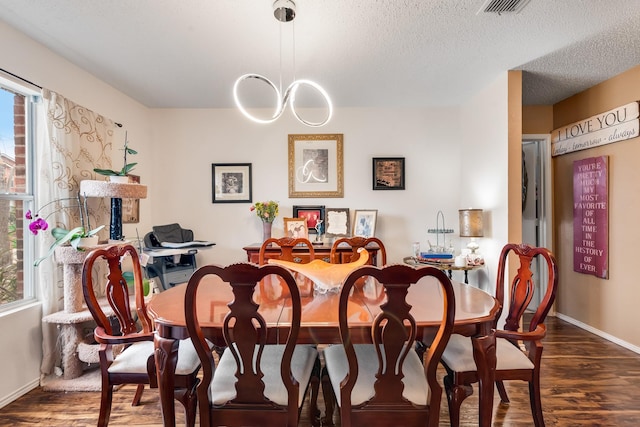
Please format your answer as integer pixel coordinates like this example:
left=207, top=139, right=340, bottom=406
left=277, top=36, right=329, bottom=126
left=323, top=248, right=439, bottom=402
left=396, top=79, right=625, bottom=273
left=417, top=252, right=454, bottom=265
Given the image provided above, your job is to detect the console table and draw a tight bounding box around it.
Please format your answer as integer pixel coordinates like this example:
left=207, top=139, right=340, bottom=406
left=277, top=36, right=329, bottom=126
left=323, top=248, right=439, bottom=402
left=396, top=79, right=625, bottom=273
left=243, top=242, right=380, bottom=265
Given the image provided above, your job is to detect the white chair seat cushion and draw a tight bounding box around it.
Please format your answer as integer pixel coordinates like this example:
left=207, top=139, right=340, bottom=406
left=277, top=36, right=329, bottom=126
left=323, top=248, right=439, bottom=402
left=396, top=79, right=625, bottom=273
left=209, top=344, right=318, bottom=407
left=324, top=343, right=429, bottom=406
left=441, top=334, right=535, bottom=372
left=108, top=339, right=201, bottom=375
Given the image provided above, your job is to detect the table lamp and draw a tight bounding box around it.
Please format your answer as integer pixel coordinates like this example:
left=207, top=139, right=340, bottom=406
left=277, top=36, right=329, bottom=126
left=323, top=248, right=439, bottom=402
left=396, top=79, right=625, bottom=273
left=459, top=208, right=484, bottom=254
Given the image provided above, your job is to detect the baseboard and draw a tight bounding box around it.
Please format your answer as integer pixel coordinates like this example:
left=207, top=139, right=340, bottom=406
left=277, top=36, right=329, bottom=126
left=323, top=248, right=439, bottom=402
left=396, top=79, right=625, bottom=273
left=0, top=378, right=39, bottom=410
left=555, top=313, right=640, bottom=355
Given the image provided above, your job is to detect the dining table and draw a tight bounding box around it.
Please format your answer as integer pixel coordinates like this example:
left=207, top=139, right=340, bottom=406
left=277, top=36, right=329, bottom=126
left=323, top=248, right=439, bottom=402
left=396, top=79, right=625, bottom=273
left=147, top=268, right=500, bottom=427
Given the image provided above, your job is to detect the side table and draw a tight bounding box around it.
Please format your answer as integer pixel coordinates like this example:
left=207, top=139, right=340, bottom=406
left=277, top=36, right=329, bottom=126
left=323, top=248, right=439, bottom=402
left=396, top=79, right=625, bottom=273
left=402, top=256, right=484, bottom=284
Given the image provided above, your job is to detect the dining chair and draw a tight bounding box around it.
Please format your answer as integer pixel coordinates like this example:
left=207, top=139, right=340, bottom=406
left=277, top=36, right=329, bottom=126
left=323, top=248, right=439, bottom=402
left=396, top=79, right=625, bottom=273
left=81, top=244, right=200, bottom=427
left=329, top=236, right=387, bottom=266
left=184, top=262, right=322, bottom=427
left=323, top=264, right=455, bottom=427
left=258, top=236, right=316, bottom=265
left=440, top=243, right=558, bottom=427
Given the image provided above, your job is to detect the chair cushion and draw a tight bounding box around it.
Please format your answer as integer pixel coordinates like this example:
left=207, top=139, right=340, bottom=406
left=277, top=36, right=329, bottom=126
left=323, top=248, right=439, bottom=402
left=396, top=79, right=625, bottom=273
left=324, top=343, right=429, bottom=406
left=441, top=334, right=535, bottom=372
left=209, top=344, right=318, bottom=407
left=108, top=339, right=201, bottom=375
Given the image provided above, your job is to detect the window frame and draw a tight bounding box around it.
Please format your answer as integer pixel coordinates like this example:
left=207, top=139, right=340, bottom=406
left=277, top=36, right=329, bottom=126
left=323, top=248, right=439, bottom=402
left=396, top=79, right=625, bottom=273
left=0, top=73, right=39, bottom=311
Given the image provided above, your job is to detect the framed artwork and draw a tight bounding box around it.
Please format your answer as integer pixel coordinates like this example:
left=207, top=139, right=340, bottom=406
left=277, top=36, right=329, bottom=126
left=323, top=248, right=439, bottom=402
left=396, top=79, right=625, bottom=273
left=293, top=205, right=325, bottom=234
left=283, top=217, right=309, bottom=240
left=122, top=174, right=140, bottom=223
left=288, top=134, right=344, bottom=198
left=373, top=157, right=405, bottom=190
left=353, top=209, right=378, bottom=238
left=212, top=163, right=252, bottom=203
left=325, top=208, right=350, bottom=238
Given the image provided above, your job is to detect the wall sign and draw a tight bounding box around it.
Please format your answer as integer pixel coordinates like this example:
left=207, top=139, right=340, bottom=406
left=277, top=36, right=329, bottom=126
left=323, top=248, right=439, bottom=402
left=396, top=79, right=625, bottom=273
left=573, top=156, right=608, bottom=279
left=552, top=102, right=639, bottom=156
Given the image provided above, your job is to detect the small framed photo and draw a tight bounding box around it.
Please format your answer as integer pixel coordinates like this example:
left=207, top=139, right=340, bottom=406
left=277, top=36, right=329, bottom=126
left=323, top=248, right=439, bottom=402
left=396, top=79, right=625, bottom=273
left=372, top=157, right=405, bottom=190
left=283, top=217, right=309, bottom=240
left=212, top=163, right=252, bottom=203
left=122, top=174, right=140, bottom=223
left=353, top=209, right=378, bottom=238
left=288, top=134, right=344, bottom=198
left=325, top=208, right=350, bottom=238
left=293, top=205, right=325, bottom=234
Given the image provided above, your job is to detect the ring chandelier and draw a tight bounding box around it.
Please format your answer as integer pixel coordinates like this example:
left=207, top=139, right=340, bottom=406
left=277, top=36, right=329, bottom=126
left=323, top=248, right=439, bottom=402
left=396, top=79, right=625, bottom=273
left=233, top=0, right=333, bottom=127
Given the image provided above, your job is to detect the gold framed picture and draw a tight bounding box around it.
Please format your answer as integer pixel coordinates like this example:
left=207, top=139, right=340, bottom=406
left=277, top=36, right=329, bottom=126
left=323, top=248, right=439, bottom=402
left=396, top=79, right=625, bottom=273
left=283, top=217, right=309, bottom=240
left=288, top=134, right=344, bottom=198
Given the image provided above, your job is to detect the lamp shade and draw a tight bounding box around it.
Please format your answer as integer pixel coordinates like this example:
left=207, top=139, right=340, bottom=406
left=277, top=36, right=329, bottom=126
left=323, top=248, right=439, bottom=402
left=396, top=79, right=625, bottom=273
left=459, top=209, right=484, bottom=237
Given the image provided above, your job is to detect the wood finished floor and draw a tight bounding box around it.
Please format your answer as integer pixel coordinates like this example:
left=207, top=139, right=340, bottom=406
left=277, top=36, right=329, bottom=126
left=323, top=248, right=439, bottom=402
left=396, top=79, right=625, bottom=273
left=2, top=315, right=640, bottom=426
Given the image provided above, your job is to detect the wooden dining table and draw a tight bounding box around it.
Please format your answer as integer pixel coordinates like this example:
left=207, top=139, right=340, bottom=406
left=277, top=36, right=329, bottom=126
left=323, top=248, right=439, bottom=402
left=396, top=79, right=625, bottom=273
left=147, top=270, right=500, bottom=427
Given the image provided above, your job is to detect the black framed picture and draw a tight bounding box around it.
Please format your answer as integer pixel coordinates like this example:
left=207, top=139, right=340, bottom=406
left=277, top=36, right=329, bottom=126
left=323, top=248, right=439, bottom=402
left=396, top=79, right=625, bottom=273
left=372, top=157, right=405, bottom=190
left=293, top=205, right=325, bottom=234
left=212, top=163, right=252, bottom=203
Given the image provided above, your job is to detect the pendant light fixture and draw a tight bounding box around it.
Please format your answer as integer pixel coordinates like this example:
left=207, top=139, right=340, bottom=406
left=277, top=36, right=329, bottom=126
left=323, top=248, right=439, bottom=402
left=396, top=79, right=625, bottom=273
left=233, top=0, right=333, bottom=127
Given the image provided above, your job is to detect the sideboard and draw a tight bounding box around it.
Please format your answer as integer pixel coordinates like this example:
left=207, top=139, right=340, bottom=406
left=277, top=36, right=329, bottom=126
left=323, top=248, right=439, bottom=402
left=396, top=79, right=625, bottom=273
left=242, top=242, right=380, bottom=265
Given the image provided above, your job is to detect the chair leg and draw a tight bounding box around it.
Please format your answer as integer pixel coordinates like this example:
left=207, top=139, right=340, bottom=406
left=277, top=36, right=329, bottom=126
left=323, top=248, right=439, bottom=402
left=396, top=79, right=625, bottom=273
left=131, top=384, right=145, bottom=406
left=529, top=376, right=545, bottom=427
left=174, top=375, right=200, bottom=427
left=444, top=373, right=473, bottom=427
left=321, top=366, right=336, bottom=426
left=308, top=358, right=321, bottom=426
left=98, top=384, right=114, bottom=427
left=496, top=380, right=510, bottom=403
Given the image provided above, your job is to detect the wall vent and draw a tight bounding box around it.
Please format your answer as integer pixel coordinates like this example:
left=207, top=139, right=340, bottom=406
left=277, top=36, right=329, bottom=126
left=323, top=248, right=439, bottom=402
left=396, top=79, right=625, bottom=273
left=477, top=0, right=532, bottom=14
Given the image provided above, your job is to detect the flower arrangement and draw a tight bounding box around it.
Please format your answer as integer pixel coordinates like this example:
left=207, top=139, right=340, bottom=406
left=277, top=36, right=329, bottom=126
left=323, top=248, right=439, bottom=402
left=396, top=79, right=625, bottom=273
left=93, top=132, right=138, bottom=177
left=250, top=200, right=279, bottom=223
left=26, top=192, right=105, bottom=266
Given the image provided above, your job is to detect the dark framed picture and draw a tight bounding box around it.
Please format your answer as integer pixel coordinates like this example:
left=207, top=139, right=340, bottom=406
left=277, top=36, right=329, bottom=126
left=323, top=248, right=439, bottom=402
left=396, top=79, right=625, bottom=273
left=288, top=134, right=344, bottom=198
left=293, top=205, right=325, bottom=234
left=372, top=157, right=405, bottom=190
left=122, top=174, right=140, bottom=223
left=212, top=163, right=252, bottom=203
left=325, top=208, right=350, bottom=238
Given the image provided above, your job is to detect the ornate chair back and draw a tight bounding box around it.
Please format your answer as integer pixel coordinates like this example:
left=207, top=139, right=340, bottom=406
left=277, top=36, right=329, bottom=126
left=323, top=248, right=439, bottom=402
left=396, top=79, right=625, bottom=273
left=329, top=236, right=387, bottom=265
left=258, top=236, right=316, bottom=265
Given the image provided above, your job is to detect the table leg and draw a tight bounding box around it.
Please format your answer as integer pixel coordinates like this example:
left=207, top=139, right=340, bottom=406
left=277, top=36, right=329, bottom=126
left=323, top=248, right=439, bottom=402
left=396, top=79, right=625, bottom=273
left=464, top=270, right=469, bottom=284
left=447, top=269, right=452, bottom=279
left=155, top=335, right=179, bottom=427
left=471, top=332, right=496, bottom=427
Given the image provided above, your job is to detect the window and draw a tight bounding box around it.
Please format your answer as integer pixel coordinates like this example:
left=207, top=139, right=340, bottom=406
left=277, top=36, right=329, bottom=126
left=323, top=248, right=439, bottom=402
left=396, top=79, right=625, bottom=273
left=0, top=75, right=38, bottom=310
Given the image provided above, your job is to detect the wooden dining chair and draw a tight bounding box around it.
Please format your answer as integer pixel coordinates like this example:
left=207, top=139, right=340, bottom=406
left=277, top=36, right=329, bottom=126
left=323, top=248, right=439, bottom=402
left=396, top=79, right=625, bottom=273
left=329, top=236, right=387, bottom=265
left=258, top=236, right=316, bottom=265
left=323, top=264, right=455, bottom=427
left=81, top=244, right=200, bottom=427
left=184, top=262, right=322, bottom=427
left=440, top=243, right=558, bottom=427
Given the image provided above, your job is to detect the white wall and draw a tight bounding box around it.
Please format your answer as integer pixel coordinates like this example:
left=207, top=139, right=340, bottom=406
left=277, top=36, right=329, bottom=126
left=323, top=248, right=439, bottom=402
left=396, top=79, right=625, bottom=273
left=148, top=107, right=464, bottom=267
left=459, top=72, right=510, bottom=293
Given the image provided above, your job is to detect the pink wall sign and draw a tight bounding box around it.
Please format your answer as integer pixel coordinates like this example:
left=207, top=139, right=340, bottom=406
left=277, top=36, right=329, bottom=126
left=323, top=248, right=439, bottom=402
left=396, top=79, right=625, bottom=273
left=573, top=156, right=608, bottom=279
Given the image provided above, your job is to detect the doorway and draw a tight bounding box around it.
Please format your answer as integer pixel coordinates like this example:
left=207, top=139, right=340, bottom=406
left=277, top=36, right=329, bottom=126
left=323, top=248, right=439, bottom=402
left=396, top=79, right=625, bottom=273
left=522, top=135, right=553, bottom=310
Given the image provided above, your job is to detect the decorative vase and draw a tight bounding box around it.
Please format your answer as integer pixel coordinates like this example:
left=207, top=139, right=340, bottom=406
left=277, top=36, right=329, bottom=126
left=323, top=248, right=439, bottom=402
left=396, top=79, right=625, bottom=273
left=108, top=175, right=129, bottom=184
left=262, top=221, right=272, bottom=241
left=77, top=235, right=99, bottom=248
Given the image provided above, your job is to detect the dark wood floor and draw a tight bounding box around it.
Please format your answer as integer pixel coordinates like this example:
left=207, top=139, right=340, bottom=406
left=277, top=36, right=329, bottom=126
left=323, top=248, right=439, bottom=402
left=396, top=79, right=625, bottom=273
left=2, top=315, right=640, bottom=426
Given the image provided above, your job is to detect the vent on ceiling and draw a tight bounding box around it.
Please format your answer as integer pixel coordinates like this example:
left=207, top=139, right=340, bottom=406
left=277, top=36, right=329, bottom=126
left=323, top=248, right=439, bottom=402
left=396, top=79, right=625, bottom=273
left=477, top=0, right=531, bottom=14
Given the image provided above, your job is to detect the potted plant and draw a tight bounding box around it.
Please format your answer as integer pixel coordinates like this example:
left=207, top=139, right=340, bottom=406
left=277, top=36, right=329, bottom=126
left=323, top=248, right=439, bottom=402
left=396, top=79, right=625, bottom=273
left=93, top=132, right=138, bottom=183
left=26, top=192, right=105, bottom=266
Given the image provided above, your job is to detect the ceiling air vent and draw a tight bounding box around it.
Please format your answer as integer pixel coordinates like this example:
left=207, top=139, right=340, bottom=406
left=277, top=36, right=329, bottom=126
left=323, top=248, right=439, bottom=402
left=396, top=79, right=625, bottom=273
left=477, top=0, right=532, bottom=14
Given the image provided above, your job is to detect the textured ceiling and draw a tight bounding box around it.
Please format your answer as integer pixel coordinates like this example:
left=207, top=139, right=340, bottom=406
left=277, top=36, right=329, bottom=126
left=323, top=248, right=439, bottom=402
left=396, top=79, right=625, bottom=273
left=1, top=0, right=640, bottom=109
